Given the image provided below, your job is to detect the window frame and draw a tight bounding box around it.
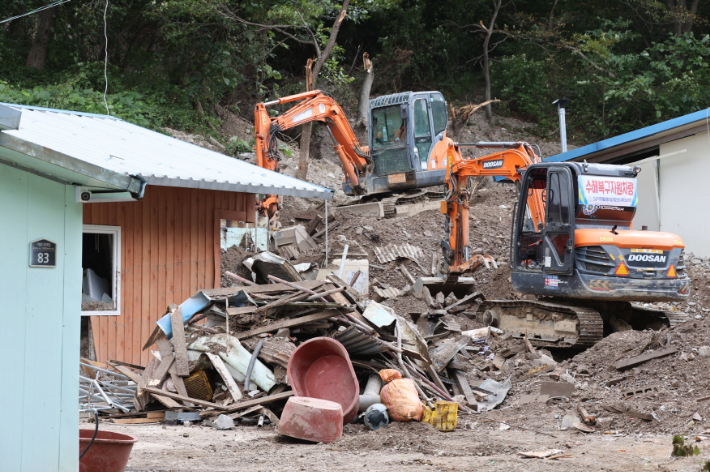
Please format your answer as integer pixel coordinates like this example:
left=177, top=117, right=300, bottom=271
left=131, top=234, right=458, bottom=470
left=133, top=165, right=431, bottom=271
left=81, top=224, right=121, bottom=317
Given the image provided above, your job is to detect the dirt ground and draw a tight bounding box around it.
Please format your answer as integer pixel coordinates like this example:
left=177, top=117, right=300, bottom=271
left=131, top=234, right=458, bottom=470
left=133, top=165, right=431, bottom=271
left=96, top=420, right=710, bottom=472
left=153, top=103, right=710, bottom=472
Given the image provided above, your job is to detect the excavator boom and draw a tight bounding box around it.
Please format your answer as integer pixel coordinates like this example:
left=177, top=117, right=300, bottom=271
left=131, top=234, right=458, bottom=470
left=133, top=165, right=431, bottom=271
left=441, top=142, right=542, bottom=274
left=254, top=90, right=371, bottom=218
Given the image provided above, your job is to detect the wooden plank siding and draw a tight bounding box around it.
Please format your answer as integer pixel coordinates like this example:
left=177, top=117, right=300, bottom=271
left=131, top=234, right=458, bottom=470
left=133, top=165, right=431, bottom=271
left=85, top=186, right=254, bottom=365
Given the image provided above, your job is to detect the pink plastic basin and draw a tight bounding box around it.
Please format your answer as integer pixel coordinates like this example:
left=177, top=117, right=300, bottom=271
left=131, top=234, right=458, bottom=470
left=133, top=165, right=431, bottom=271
left=278, top=396, right=344, bottom=443
left=79, top=429, right=136, bottom=472
left=287, top=337, right=360, bottom=424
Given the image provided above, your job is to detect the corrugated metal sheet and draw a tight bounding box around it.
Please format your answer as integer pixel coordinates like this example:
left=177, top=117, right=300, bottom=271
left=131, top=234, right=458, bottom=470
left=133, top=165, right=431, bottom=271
left=373, top=243, right=424, bottom=264
left=333, top=326, right=389, bottom=356
left=0, top=104, right=332, bottom=200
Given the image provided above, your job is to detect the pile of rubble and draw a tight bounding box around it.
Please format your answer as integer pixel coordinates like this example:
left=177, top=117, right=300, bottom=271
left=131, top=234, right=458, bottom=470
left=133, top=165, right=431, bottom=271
left=81, top=183, right=710, bottom=441
left=81, top=246, right=515, bottom=435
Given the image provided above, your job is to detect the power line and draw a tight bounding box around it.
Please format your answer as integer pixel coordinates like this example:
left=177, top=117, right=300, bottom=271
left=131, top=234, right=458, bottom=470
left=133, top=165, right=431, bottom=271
left=0, top=0, right=72, bottom=25
left=102, top=0, right=110, bottom=115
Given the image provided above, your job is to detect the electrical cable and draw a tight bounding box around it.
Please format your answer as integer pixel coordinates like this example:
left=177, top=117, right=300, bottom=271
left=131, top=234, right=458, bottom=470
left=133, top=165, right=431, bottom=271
left=102, top=0, right=110, bottom=115
left=79, top=410, right=99, bottom=460
left=0, top=0, right=71, bottom=25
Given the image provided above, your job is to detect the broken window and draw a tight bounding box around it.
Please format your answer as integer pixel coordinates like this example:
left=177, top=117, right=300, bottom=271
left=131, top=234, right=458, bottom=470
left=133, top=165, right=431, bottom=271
left=81, top=225, right=121, bottom=315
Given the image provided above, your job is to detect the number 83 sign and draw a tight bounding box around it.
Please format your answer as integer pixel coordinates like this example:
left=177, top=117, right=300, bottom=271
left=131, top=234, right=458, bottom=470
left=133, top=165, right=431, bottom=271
left=30, top=239, right=57, bottom=268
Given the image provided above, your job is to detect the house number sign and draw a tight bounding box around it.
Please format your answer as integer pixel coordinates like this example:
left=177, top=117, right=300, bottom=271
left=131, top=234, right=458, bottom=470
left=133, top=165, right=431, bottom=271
left=30, top=239, right=57, bottom=268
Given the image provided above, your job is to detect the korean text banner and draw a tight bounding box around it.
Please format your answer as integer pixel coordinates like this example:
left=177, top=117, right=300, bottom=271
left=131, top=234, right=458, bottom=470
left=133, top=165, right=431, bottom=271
left=578, top=175, right=638, bottom=207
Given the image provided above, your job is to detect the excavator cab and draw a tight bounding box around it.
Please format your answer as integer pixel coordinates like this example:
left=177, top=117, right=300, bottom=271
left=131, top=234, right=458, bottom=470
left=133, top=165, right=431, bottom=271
left=511, top=162, right=690, bottom=302
left=362, top=92, right=449, bottom=195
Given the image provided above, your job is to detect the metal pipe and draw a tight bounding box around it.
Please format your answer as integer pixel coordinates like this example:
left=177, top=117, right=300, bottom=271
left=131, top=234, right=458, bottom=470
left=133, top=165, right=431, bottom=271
left=244, top=339, right=264, bottom=392
left=338, top=244, right=349, bottom=279
left=80, top=363, right=130, bottom=380
left=558, top=106, right=568, bottom=153
left=325, top=200, right=329, bottom=267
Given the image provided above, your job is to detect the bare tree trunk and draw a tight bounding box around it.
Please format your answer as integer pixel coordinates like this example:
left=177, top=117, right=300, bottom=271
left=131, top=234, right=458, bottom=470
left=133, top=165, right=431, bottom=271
left=356, top=53, right=374, bottom=127
left=682, top=0, right=700, bottom=33
left=297, top=58, right=316, bottom=181
left=297, top=0, right=350, bottom=181
left=25, top=6, right=56, bottom=70
left=483, top=0, right=502, bottom=120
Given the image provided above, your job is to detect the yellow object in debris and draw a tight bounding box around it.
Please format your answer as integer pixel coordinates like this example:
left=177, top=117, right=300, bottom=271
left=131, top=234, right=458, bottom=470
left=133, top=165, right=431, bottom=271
left=421, top=401, right=458, bottom=431
left=184, top=370, right=213, bottom=401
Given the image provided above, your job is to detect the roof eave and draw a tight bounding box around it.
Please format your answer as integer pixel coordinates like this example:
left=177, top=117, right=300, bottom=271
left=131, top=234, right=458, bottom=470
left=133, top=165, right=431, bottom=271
left=0, top=132, right=143, bottom=192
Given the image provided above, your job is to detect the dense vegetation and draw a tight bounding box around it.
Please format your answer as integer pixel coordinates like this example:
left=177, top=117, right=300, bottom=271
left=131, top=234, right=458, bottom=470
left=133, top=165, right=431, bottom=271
left=2, top=0, right=710, bottom=144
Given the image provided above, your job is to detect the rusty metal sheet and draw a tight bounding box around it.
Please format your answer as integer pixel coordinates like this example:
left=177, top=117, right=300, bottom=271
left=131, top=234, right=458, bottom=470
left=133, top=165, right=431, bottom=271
left=374, top=243, right=424, bottom=264
left=333, top=326, right=389, bottom=356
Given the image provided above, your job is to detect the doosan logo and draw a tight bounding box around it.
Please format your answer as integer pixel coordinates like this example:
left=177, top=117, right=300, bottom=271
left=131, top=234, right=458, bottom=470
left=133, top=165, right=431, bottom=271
left=628, top=254, right=666, bottom=263
left=482, top=159, right=503, bottom=169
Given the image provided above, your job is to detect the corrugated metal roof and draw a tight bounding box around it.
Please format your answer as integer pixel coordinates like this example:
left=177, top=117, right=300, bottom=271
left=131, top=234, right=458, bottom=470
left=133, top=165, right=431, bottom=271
left=546, top=108, right=710, bottom=163
left=0, top=104, right=332, bottom=200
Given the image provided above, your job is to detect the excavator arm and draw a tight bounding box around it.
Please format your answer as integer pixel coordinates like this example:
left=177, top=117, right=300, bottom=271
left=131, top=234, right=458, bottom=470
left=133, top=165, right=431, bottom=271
left=254, top=90, right=371, bottom=218
left=441, top=142, right=543, bottom=275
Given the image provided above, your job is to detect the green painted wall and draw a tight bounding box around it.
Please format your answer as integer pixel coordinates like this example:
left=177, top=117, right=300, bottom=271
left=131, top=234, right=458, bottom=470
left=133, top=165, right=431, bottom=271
left=0, top=163, right=82, bottom=471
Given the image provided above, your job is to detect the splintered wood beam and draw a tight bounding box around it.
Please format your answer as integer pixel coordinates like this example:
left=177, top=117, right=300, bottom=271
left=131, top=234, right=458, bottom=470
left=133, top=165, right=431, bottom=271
left=140, top=386, right=228, bottom=410
left=169, top=305, right=190, bottom=376
left=206, top=352, right=243, bottom=401
left=201, top=390, right=294, bottom=416
left=233, top=310, right=338, bottom=340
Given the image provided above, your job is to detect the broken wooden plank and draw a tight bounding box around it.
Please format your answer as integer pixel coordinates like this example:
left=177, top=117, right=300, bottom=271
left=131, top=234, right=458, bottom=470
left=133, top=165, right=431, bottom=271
left=614, top=346, right=677, bottom=371
left=233, top=310, right=338, bottom=340
left=141, top=386, right=228, bottom=410
left=443, top=292, right=484, bottom=312
left=313, top=221, right=340, bottom=239
left=114, top=417, right=164, bottom=425
left=170, top=305, right=190, bottom=376
left=452, top=369, right=480, bottom=406
left=206, top=352, right=243, bottom=401
left=226, top=305, right=258, bottom=316
left=305, top=214, right=322, bottom=236
left=399, top=265, right=416, bottom=285
left=202, top=280, right=324, bottom=297
left=201, top=390, right=294, bottom=416
left=169, top=365, right=193, bottom=407
left=148, top=355, right=174, bottom=386
left=427, top=364, right=448, bottom=393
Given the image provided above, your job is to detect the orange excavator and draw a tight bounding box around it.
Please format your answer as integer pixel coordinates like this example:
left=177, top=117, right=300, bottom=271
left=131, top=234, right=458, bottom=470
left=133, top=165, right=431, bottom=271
left=440, top=141, right=691, bottom=347
left=254, top=90, right=452, bottom=219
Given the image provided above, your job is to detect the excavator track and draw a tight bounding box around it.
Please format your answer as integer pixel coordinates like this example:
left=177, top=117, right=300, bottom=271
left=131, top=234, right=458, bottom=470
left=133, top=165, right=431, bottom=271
left=477, top=300, right=604, bottom=348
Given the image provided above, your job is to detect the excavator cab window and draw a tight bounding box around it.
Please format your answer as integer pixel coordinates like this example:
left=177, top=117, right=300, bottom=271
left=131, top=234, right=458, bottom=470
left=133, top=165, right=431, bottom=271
left=413, top=99, right=432, bottom=169
left=372, top=106, right=406, bottom=149
left=430, top=93, right=447, bottom=136
left=516, top=172, right=547, bottom=270
left=370, top=105, right=411, bottom=175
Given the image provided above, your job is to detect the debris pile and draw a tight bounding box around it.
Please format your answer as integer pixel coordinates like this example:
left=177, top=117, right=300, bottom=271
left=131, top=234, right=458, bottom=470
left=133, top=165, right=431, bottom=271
left=80, top=240, right=523, bottom=437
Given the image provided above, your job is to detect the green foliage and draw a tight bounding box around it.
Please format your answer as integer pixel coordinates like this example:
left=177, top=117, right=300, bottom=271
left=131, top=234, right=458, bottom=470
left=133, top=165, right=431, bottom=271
left=672, top=435, right=700, bottom=457
left=227, top=137, right=253, bottom=154
left=0, top=73, right=205, bottom=133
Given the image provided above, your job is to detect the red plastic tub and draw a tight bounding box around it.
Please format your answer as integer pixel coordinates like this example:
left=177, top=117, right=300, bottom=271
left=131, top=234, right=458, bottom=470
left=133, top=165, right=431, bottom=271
left=278, top=396, right=344, bottom=443
left=287, top=337, right=360, bottom=424
left=79, top=429, right=137, bottom=472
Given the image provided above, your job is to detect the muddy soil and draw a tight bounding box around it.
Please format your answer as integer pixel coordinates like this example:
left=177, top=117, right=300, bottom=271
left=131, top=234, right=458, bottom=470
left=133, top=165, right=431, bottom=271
left=97, top=420, right=707, bottom=472
left=173, top=101, right=710, bottom=472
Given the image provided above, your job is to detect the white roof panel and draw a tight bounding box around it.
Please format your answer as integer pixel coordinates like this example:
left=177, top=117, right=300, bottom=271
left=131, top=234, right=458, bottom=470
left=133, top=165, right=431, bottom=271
left=0, top=104, right=332, bottom=200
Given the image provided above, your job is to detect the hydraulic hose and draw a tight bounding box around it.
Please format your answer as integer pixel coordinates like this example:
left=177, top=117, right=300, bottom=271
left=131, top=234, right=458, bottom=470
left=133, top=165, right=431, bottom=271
left=79, top=410, right=99, bottom=459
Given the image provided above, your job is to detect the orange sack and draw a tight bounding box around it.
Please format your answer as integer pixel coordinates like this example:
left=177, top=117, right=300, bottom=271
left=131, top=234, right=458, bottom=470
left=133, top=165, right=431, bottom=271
left=378, top=369, right=423, bottom=422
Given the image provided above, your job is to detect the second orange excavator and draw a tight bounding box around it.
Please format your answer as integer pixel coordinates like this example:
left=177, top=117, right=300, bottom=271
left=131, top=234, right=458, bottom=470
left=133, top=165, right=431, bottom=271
left=439, top=141, right=691, bottom=347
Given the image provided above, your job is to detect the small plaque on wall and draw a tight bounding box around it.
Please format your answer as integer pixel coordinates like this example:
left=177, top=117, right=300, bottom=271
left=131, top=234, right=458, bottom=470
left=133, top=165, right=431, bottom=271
left=30, top=239, right=57, bottom=268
